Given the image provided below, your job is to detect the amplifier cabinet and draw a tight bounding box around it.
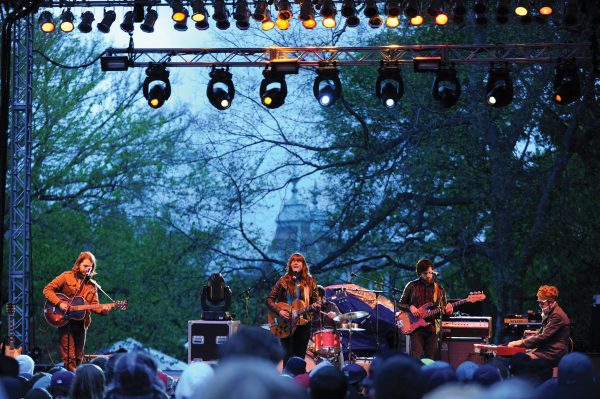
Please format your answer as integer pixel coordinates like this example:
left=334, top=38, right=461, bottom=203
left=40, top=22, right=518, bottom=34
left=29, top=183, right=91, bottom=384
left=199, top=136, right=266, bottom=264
left=440, top=338, right=486, bottom=369
left=188, top=320, right=240, bottom=363
left=441, top=316, right=492, bottom=340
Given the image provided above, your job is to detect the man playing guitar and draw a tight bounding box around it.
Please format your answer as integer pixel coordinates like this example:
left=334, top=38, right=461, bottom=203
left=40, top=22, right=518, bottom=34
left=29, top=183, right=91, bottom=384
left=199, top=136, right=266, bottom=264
left=266, top=253, right=321, bottom=364
left=398, top=259, right=453, bottom=360
left=43, top=251, right=112, bottom=371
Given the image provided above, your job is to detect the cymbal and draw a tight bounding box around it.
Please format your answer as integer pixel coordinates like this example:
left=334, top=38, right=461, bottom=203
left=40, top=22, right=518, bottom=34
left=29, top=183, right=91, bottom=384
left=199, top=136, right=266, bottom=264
left=337, top=327, right=366, bottom=332
left=333, top=311, right=369, bottom=322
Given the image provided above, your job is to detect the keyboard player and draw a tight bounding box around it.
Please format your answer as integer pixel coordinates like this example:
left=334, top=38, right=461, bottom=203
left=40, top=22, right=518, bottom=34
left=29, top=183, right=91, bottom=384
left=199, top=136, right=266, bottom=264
left=506, top=285, right=570, bottom=366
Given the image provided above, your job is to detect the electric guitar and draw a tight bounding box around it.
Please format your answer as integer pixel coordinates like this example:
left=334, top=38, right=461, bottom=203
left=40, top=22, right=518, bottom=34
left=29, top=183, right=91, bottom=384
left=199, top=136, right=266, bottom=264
left=1, top=303, right=22, bottom=358
left=44, top=293, right=128, bottom=328
left=267, top=299, right=322, bottom=338
left=396, top=292, right=486, bottom=334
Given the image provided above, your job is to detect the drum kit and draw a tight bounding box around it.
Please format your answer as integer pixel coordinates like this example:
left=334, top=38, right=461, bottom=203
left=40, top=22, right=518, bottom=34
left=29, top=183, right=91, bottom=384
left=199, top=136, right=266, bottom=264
left=307, top=309, right=370, bottom=366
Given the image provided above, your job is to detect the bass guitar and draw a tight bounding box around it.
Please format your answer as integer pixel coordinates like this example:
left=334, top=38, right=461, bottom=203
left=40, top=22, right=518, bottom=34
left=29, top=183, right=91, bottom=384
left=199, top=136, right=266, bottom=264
left=268, top=299, right=322, bottom=338
left=396, top=292, right=486, bottom=334
left=44, top=293, right=128, bottom=328
left=1, top=303, right=22, bottom=358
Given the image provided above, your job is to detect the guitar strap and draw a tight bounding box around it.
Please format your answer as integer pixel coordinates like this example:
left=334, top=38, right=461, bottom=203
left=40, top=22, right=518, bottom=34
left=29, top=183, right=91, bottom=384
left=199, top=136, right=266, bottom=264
left=433, top=283, right=439, bottom=304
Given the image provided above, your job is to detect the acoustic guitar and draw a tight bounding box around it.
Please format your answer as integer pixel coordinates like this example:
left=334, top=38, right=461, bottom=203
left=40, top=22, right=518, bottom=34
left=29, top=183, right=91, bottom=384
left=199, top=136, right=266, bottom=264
left=396, top=292, right=486, bottom=334
left=267, top=299, right=322, bottom=338
left=1, top=303, right=22, bottom=358
left=44, top=293, right=128, bottom=328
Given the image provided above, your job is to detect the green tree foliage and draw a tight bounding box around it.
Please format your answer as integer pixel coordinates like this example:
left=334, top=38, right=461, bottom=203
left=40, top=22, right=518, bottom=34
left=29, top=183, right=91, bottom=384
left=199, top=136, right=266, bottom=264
left=27, top=31, right=225, bottom=361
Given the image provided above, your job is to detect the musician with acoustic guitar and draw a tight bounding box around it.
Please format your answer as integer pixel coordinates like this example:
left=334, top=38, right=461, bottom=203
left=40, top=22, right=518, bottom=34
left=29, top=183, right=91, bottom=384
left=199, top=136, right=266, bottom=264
left=43, top=251, right=113, bottom=372
left=398, top=258, right=453, bottom=360
left=266, top=253, right=321, bottom=364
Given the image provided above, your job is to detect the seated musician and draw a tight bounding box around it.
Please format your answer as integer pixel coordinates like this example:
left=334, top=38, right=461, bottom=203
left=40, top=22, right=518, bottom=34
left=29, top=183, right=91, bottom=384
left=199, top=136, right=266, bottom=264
left=507, top=285, right=570, bottom=366
left=311, top=285, right=341, bottom=332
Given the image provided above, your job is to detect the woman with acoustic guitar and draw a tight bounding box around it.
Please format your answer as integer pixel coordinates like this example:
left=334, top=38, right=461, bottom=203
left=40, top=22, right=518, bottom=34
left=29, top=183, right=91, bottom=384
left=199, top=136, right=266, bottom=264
left=266, top=253, right=321, bottom=364
left=43, top=251, right=112, bottom=371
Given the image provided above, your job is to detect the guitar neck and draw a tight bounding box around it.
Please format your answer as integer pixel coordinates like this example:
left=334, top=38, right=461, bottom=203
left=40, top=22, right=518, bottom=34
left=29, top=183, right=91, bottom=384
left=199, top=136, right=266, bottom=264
left=69, top=303, right=110, bottom=311
left=426, top=298, right=468, bottom=317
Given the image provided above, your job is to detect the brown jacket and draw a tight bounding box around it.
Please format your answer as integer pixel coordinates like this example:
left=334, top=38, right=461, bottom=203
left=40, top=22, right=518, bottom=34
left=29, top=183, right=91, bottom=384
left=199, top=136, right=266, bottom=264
left=523, top=303, right=570, bottom=365
left=266, top=275, right=319, bottom=323
left=43, top=271, right=103, bottom=329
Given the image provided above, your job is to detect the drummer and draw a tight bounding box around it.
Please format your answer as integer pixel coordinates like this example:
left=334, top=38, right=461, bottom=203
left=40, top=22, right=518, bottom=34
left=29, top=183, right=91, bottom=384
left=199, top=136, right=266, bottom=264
left=311, top=285, right=341, bottom=331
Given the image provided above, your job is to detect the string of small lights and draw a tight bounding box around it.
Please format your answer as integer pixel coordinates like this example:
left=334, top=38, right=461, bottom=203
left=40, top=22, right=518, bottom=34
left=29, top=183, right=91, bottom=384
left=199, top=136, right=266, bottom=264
left=32, top=0, right=600, bottom=33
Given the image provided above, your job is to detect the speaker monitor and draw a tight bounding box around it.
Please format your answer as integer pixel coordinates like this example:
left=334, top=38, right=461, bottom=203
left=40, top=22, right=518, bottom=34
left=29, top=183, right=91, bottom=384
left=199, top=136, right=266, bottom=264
left=440, top=338, right=485, bottom=369
left=188, top=320, right=240, bottom=363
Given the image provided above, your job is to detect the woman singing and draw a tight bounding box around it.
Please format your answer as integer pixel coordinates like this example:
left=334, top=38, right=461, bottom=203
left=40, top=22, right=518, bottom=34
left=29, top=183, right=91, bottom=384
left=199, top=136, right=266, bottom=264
left=266, top=253, right=320, bottom=364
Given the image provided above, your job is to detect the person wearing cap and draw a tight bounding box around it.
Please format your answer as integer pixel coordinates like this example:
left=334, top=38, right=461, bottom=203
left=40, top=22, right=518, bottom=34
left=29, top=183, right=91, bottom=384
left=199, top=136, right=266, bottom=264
left=43, top=252, right=112, bottom=372
left=266, top=253, right=321, bottom=364
left=398, top=259, right=453, bottom=360
left=48, top=370, right=75, bottom=399
left=507, top=285, right=570, bottom=366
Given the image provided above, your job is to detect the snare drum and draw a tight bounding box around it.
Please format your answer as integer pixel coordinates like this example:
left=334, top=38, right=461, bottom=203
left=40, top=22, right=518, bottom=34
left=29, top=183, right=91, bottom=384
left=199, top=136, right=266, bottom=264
left=312, top=329, right=341, bottom=356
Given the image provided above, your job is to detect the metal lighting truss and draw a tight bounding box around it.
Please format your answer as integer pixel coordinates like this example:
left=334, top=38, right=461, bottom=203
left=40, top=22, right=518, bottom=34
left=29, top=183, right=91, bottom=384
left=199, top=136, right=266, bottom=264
left=104, top=42, right=594, bottom=68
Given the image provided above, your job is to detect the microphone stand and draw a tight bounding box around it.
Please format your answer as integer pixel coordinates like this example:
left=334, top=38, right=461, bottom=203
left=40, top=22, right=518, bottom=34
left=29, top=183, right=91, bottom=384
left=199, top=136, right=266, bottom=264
left=236, top=267, right=282, bottom=324
left=350, top=272, right=404, bottom=351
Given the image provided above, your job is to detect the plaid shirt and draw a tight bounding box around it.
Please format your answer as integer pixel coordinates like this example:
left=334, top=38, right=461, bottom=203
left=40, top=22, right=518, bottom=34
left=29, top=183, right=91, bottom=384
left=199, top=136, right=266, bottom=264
left=399, top=278, right=447, bottom=333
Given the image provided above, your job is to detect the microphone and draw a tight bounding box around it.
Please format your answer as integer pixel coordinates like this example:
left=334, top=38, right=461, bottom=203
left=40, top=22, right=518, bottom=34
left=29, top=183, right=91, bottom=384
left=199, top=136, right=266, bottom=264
left=432, top=271, right=439, bottom=276
left=351, top=272, right=358, bottom=277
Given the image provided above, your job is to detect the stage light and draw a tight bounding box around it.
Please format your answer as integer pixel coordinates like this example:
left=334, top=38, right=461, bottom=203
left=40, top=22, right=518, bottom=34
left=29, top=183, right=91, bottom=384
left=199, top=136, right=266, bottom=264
left=321, top=0, right=337, bottom=18
left=59, top=9, right=75, bottom=32
left=260, top=69, right=288, bottom=109
left=341, top=0, right=357, bottom=17
left=323, top=16, right=337, bottom=28
left=386, top=0, right=402, bottom=17
left=191, top=0, right=208, bottom=22
left=313, top=66, right=342, bottom=107
left=563, top=0, right=578, bottom=25
left=364, top=0, right=379, bottom=18
left=515, top=0, right=529, bottom=16
left=207, top=68, right=235, bottom=110
left=369, top=15, right=383, bottom=28
left=120, top=11, right=135, bottom=33
left=485, top=66, right=513, bottom=107
left=435, top=12, right=449, bottom=24
left=474, top=0, right=487, bottom=13
left=234, top=0, right=251, bottom=29
left=276, top=17, right=290, bottom=29
left=410, top=15, right=424, bottom=25
left=196, top=20, right=210, bottom=30
left=78, top=11, right=94, bottom=33
left=213, top=0, right=229, bottom=22
left=539, top=0, right=553, bottom=15
left=171, top=0, right=187, bottom=22
left=216, top=19, right=231, bottom=29
left=97, top=9, right=116, bottom=33
left=427, top=0, right=444, bottom=17
left=496, top=0, right=510, bottom=23
left=553, top=62, right=581, bottom=105
left=432, top=66, right=461, bottom=108
left=143, top=64, right=171, bottom=109
left=375, top=65, right=404, bottom=109
left=140, top=9, right=158, bottom=33
left=278, top=0, right=292, bottom=20
left=174, top=9, right=189, bottom=31
left=38, top=11, right=55, bottom=33
left=303, top=17, right=317, bottom=28
left=299, top=0, right=315, bottom=21
left=253, top=0, right=268, bottom=21
left=262, top=10, right=275, bottom=30
left=405, top=0, right=420, bottom=17
left=386, top=16, right=400, bottom=27
left=346, top=15, right=361, bottom=27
